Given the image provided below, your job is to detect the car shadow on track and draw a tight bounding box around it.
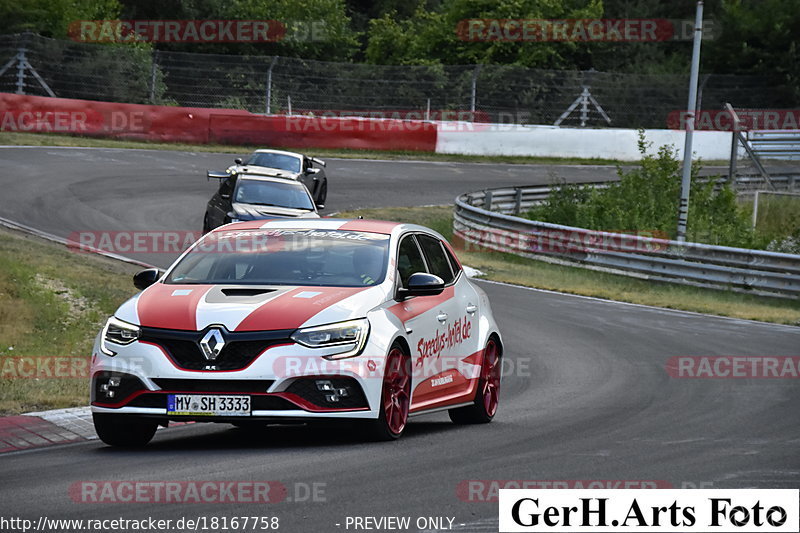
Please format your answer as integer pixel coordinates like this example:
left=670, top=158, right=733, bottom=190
left=91, top=419, right=463, bottom=453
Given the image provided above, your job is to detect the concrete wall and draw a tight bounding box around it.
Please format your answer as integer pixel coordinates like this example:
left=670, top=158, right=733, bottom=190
left=436, top=123, right=740, bottom=161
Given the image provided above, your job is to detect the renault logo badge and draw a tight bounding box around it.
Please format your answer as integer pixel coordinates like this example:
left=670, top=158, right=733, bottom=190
left=199, top=328, right=225, bottom=360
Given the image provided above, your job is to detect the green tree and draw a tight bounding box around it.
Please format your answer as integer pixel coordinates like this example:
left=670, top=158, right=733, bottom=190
left=704, top=0, right=800, bottom=103
left=0, top=0, right=121, bottom=38
left=366, top=0, right=603, bottom=67
left=118, top=0, right=360, bottom=60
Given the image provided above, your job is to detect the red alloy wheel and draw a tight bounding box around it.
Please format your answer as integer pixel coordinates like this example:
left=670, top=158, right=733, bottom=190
left=481, top=339, right=501, bottom=417
left=382, top=348, right=411, bottom=435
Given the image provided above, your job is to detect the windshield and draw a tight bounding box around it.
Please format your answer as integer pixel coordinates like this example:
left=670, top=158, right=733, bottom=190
left=166, top=229, right=391, bottom=287
left=234, top=180, right=314, bottom=210
left=245, top=153, right=302, bottom=173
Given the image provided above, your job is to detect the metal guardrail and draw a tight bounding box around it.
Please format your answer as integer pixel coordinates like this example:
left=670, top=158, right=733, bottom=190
left=454, top=185, right=800, bottom=299
left=748, top=130, right=800, bottom=161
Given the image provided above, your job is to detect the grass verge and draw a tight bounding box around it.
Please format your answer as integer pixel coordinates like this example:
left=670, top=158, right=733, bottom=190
left=0, top=227, right=139, bottom=414
left=0, top=131, right=625, bottom=165
left=338, top=206, right=800, bottom=326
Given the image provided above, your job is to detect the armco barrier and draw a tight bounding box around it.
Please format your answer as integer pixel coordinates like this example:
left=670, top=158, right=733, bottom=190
left=454, top=186, right=800, bottom=298
left=0, top=93, right=438, bottom=152
left=209, top=113, right=437, bottom=151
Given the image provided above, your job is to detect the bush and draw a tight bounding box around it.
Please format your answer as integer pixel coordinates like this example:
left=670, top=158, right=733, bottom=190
left=528, top=131, right=757, bottom=247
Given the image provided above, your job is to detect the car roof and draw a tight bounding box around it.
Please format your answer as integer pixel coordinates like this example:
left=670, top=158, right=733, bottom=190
left=251, top=149, right=303, bottom=158
left=210, top=218, right=441, bottom=238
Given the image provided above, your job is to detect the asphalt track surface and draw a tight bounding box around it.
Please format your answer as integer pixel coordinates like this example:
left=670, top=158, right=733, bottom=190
left=0, top=147, right=799, bottom=532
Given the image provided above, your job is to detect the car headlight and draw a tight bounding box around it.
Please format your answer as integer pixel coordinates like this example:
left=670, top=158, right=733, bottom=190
left=100, top=317, right=141, bottom=356
left=290, top=319, right=369, bottom=360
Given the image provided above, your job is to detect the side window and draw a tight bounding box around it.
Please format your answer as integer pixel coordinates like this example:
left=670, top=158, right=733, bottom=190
left=442, top=243, right=462, bottom=279
left=396, top=236, right=426, bottom=287
left=417, top=234, right=454, bottom=284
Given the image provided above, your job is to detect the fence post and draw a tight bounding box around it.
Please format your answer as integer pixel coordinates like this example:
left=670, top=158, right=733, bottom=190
left=15, top=48, right=26, bottom=94
left=148, top=50, right=159, bottom=104
left=470, top=64, right=482, bottom=118
left=265, top=56, right=277, bottom=114
left=287, top=95, right=292, bottom=115
left=725, top=103, right=740, bottom=182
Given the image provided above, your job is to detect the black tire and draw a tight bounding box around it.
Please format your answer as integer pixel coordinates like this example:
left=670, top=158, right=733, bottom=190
left=93, top=413, right=158, bottom=448
left=362, top=342, right=411, bottom=441
left=449, top=338, right=501, bottom=425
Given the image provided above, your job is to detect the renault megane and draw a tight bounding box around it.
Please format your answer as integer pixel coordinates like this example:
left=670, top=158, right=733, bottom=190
left=91, top=219, right=503, bottom=445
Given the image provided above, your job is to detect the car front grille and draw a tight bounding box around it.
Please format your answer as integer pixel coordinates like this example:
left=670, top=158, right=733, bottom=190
left=152, top=378, right=274, bottom=393
left=140, top=326, right=293, bottom=371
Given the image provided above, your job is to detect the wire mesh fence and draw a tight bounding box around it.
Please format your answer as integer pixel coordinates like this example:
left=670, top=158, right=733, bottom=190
left=0, top=32, right=793, bottom=129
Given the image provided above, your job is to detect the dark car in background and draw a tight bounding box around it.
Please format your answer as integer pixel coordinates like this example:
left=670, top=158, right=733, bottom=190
left=203, top=173, right=320, bottom=232
left=218, top=149, right=328, bottom=207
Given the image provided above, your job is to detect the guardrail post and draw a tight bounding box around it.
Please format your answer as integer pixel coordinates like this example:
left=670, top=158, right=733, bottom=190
left=484, top=190, right=493, bottom=211
left=514, top=187, right=522, bottom=215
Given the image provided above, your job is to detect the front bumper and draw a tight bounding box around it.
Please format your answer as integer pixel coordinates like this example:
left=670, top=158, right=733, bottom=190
left=90, top=332, right=386, bottom=421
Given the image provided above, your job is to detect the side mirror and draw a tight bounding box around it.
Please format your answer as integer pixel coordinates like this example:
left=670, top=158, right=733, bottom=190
left=207, top=170, right=229, bottom=180
left=133, top=268, right=163, bottom=291
left=398, top=272, right=445, bottom=299
left=234, top=158, right=243, bottom=165
left=306, top=167, right=321, bottom=175
left=310, top=157, right=326, bottom=167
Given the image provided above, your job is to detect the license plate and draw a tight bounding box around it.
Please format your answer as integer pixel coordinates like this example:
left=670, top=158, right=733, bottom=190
left=167, top=394, right=251, bottom=416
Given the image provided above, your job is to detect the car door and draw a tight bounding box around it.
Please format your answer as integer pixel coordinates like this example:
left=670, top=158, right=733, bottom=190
left=412, top=233, right=477, bottom=408
left=391, top=235, right=431, bottom=374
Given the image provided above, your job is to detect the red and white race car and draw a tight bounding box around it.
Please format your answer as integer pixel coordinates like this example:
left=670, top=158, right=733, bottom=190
left=90, top=219, right=503, bottom=445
